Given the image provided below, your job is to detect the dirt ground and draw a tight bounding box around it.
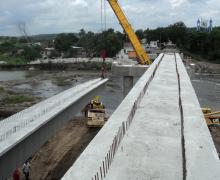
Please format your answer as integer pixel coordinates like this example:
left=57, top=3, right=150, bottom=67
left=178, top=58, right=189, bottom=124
left=185, top=57, right=220, bottom=74
left=209, top=126, right=220, bottom=157
left=18, top=118, right=99, bottom=180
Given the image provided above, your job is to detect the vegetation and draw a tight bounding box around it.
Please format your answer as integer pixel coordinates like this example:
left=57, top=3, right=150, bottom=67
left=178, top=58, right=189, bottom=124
left=0, top=86, right=5, bottom=92
left=54, top=29, right=125, bottom=58
left=135, top=22, right=220, bottom=63
left=0, top=22, right=220, bottom=64
left=2, top=95, right=35, bottom=104
left=0, top=37, right=42, bottom=64
left=55, top=33, right=79, bottom=52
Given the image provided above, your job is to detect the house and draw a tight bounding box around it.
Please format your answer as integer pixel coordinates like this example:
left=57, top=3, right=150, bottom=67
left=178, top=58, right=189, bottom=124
left=42, top=47, right=55, bottom=58
left=150, top=41, right=158, bottom=48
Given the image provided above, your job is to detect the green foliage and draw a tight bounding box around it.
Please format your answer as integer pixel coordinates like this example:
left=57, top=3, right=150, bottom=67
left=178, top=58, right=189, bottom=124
left=142, top=22, right=220, bottom=62
left=78, top=30, right=96, bottom=56
left=0, top=86, right=5, bottom=92
left=0, top=41, right=15, bottom=53
left=136, top=29, right=145, bottom=40
left=94, top=29, right=123, bottom=57
left=0, top=37, right=42, bottom=64
left=54, top=33, right=79, bottom=52
left=1, top=22, right=220, bottom=64
left=182, top=28, right=220, bottom=62
left=22, top=45, right=42, bottom=61
left=2, top=95, right=35, bottom=104
left=0, top=54, right=26, bottom=65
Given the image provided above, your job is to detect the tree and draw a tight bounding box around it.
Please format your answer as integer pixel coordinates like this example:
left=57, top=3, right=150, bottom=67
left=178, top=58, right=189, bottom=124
left=167, top=21, right=187, bottom=47
left=136, top=29, right=145, bottom=40
left=95, top=29, right=123, bottom=57
left=77, top=31, right=96, bottom=56
left=0, top=41, right=15, bottom=53
left=22, top=45, right=42, bottom=61
left=55, top=33, right=79, bottom=52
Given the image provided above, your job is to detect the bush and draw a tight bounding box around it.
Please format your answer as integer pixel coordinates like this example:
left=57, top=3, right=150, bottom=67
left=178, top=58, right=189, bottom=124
left=22, top=45, right=42, bottom=61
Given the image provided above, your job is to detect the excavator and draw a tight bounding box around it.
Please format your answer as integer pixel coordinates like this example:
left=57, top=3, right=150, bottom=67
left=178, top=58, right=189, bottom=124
left=85, top=96, right=107, bottom=127
left=107, top=0, right=152, bottom=65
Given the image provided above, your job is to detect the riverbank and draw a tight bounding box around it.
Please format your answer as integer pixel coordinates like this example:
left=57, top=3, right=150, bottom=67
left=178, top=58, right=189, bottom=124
left=0, top=70, right=101, bottom=118
left=183, top=51, right=220, bottom=74
left=0, top=61, right=112, bottom=71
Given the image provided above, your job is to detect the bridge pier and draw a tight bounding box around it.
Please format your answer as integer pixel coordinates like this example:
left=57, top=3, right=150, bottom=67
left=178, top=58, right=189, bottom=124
left=123, top=76, right=133, bottom=97
left=111, top=62, right=149, bottom=96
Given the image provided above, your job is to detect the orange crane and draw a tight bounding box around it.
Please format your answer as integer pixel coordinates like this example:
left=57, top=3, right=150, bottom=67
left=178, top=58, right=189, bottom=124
left=107, top=0, right=152, bottom=65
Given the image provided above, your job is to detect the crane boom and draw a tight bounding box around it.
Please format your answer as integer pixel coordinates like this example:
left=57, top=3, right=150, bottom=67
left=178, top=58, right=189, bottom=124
left=107, top=0, right=152, bottom=65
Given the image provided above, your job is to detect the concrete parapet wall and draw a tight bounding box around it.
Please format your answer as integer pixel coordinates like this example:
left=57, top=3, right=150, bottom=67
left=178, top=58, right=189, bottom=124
left=62, top=54, right=164, bottom=180
left=175, top=53, right=220, bottom=179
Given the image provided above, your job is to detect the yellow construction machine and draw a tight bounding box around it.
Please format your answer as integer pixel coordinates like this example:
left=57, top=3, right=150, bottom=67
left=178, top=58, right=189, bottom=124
left=85, top=96, right=107, bottom=127
left=202, top=107, right=220, bottom=126
left=107, top=0, right=152, bottom=65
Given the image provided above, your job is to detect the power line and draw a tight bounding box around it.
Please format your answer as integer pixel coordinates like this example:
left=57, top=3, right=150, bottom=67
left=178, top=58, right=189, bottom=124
left=104, top=0, right=107, bottom=31
left=101, top=0, right=103, bottom=31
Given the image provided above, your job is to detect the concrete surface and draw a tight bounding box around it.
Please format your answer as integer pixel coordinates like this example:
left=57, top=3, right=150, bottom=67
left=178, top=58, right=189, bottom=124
left=175, top=53, right=220, bottom=180
left=123, top=76, right=133, bottom=97
left=111, top=63, right=149, bottom=77
left=62, top=54, right=164, bottom=180
left=105, top=54, right=182, bottom=180
left=62, top=53, right=220, bottom=180
left=0, top=78, right=108, bottom=179
left=111, top=63, right=149, bottom=97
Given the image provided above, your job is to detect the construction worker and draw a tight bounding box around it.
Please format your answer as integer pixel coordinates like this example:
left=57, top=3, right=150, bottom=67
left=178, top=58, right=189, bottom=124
left=22, top=160, right=31, bottom=180
left=13, top=168, right=20, bottom=180
left=100, top=50, right=107, bottom=79
left=101, top=64, right=106, bottom=79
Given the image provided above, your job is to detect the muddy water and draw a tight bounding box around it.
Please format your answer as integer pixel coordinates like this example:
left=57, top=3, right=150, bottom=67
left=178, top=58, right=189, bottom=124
left=0, top=70, right=124, bottom=117
left=0, top=69, right=219, bottom=115
left=0, top=71, right=27, bottom=81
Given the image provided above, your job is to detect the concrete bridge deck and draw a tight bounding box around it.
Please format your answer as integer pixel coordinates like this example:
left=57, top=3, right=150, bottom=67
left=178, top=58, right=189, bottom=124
left=62, top=53, right=220, bottom=180
left=0, top=78, right=108, bottom=179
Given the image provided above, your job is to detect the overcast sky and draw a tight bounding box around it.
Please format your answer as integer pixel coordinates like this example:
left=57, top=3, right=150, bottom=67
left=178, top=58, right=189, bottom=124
left=0, top=0, right=219, bottom=36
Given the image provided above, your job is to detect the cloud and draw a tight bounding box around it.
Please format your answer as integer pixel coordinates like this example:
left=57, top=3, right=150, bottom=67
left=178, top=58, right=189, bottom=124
left=0, top=0, right=219, bottom=36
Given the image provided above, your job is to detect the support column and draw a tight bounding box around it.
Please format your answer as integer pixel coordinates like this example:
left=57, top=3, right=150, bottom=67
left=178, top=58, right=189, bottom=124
left=123, top=76, right=133, bottom=97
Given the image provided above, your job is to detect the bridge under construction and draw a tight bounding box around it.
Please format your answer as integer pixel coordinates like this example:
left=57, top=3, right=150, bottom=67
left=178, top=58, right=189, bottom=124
left=1, top=53, right=219, bottom=179
left=62, top=53, right=220, bottom=180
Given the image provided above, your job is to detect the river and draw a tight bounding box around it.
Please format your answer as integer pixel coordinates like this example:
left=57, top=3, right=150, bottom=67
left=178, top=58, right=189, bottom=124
left=0, top=68, right=219, bottom=117
left=0, top=70, right=124, bottom=118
